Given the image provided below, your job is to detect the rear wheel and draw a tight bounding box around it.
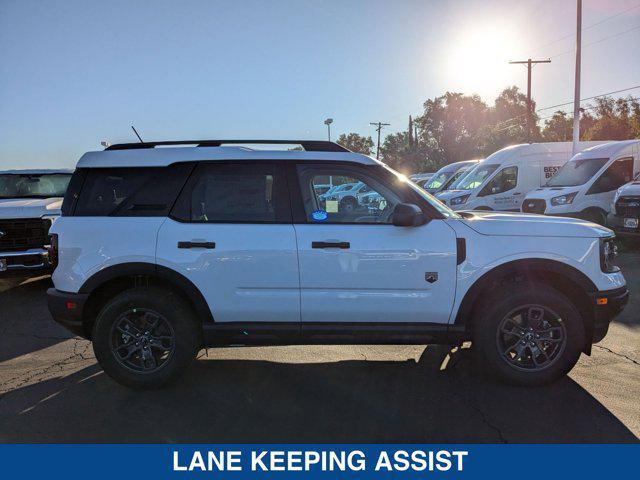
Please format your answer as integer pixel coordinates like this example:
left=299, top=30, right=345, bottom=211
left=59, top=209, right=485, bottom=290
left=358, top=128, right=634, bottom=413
left=473, top=283, right=585, bottom=386
left=92, top=287, right=201, bottom=389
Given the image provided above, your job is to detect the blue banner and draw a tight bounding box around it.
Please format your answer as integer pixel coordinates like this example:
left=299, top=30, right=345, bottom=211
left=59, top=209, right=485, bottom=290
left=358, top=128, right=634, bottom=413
left=0, top=444, right=638, bottom=479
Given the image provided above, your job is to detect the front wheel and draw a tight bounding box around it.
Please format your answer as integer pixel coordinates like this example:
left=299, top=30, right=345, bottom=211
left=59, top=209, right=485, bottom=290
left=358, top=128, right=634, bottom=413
left=473, top=283, right=585, bottom=386
left=92, top=287, right=201, bottom=389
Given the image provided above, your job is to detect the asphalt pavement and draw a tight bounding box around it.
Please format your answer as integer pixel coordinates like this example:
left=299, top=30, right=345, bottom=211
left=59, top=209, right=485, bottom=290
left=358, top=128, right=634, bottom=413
left=0, top=248, right=638, bottom=443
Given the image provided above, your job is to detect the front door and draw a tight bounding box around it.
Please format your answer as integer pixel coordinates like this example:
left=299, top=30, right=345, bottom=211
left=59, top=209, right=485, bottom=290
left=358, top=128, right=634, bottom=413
left=156, top=162, right=300, bottom=323
left=292, top=163, right=458, bottom=324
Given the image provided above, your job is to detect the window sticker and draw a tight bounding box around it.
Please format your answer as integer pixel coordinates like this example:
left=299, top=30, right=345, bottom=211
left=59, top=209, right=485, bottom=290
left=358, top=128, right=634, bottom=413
left=325, top=200, right=339, bottom=213
left=311, top=210, right=328, bottom=222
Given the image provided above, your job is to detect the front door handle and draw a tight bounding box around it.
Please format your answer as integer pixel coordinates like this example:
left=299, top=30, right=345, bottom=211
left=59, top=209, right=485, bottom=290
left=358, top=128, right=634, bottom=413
left=312, top=241, right=350, bottom=249
left=513, top=192, right=522, bottom=196
left=178, top=241, right=216, bottom=249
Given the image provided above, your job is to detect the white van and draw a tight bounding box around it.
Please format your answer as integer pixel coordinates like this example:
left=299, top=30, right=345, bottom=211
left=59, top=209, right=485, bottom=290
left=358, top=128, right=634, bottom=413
left=522, top=140, right=640, bottom=225
left=436, top=142, right=606, bottom=211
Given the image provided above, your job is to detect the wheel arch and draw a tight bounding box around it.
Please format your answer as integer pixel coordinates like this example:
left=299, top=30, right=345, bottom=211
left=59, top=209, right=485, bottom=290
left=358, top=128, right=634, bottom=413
left=454, top=258, right=597, bottom=353
left=79, top=262, right=214, bottom=338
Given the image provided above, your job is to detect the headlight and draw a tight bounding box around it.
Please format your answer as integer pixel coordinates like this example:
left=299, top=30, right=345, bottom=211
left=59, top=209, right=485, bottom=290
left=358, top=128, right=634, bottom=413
left=550, top=192, right=578, bottom=206
left=600, top=237, right=620, bottom=273
left=42, top=214, right=60, bottom=225
left=450, top=194, right=470, bottom=206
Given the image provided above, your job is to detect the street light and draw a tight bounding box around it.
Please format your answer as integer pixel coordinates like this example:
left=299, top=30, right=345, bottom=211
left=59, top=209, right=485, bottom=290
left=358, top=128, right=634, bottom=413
left=324, top=118, right=333, bottom=141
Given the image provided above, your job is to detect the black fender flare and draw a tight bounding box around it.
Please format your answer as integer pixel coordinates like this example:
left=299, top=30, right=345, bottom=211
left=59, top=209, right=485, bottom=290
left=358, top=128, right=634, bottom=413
left=453, top=258, right=597, bottom=326
left=79, top=262, right=214, bottom=323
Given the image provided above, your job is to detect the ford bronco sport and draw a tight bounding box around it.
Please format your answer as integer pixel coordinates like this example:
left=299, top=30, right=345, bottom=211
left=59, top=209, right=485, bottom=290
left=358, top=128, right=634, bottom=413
left=46, top=140, right=629, bottom=389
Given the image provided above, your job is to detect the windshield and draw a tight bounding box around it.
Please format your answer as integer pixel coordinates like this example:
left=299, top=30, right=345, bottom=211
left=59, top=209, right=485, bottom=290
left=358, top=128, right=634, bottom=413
left=442, top=168, right=471, bottom=191
left=382, top=164, right=459, bottom=218
left=454, top=163, right=499, bottom=190
left=0, top=173, right=72, bottom=199
left=425, top=169, right=454, bottom=191
left=546, top=157, right=609, bottom=187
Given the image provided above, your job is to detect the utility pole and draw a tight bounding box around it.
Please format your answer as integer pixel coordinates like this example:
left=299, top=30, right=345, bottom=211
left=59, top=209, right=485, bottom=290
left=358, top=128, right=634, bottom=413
left=572, top=0, right=582, bottom=155
left=509, top=58, right=551, bottom=143
left=370, top=121, right=390, bottom=159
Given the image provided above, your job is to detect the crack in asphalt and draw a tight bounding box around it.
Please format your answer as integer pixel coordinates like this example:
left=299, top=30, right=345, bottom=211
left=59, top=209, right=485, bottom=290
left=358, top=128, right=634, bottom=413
left=0, top=338, right=93, bottom=397
left=443, top=347, right=509, bottom=443
left=594, top=344, right=639, bottom=366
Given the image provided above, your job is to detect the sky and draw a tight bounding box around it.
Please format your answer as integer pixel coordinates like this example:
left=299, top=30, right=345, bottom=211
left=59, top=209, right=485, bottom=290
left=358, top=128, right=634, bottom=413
left=1, top=0, right=639, bottom=169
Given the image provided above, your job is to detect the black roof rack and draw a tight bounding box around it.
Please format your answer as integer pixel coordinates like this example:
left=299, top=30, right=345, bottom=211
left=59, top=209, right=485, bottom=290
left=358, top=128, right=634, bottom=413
left=105, top=140, right=350, bottom=153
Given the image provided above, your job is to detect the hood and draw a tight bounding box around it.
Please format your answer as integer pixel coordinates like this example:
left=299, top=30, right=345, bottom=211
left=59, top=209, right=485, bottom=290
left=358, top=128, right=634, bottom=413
left=435, top=189, right=467, bottom=201
left=524, top=186, right=579, bottom=201
left=618, top=181, right=640, bottom=197
left=456, top=210, right=612, bottom=238
left=0, top=197, right=63, bottom=219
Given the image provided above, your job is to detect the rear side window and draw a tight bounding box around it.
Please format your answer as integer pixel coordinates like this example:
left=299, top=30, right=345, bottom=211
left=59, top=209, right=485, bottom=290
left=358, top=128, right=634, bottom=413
left=171, top=163, right=290, bottom=223
left=73, top=163, right=194, bottom=216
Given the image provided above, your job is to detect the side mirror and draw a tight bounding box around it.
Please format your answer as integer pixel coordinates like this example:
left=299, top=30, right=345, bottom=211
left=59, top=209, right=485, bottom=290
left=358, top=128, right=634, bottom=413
left=392, top=203, right=427, bottom=227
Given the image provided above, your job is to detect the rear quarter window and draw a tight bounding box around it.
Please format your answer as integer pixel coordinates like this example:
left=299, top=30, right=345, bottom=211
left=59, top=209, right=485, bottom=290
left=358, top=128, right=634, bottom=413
left=72, top=163, right=194, bottom=216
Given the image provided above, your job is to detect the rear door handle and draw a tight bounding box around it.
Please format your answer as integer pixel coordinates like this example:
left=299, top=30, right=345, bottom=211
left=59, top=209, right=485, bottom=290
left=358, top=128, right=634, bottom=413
left=513, top=192, right=522, bottom=196
left=312, top=241, right=350, bottom=249
left=177, top=241, right=216, bottom=249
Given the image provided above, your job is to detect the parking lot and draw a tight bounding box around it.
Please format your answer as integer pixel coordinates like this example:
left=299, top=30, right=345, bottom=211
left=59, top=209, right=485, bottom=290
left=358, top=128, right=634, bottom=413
left=0, top=247, right=638, bottom=443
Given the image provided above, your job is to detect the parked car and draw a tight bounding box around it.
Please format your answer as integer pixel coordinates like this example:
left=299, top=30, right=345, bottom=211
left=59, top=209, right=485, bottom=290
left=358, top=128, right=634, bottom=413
left=410, top=173, right=435, bottom=189
left=47, top=139, right=627, bottom=389
left=424, top=160, right=481, bottom=194
left=320, top=181, right=371, bottom=212
left=608, top=171, right=640, bottom=239
left=436, top=142, right=607, bottom=211
left=0, top=169, right=73, bottom=277
left=522, top=140, right=640, bottom=225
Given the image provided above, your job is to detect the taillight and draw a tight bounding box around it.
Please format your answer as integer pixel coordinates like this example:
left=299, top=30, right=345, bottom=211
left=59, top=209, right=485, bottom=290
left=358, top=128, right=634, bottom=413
left=48, top=233, right=59, bottom=270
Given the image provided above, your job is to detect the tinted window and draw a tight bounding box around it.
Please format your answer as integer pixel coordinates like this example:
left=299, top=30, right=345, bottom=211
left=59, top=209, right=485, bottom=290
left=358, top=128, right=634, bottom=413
left=74, top=163, right=193, bottom=216
left=589, top=157, right=634, bottom=194
left=297, top=165, right=401, bottom=224
left=172, top=163, right=289, bottom=223
left=546, top=157, right=608, bottom=187
left=0, top=174, right=71, bottom=199
left=479, top=166, right=518, bottom=196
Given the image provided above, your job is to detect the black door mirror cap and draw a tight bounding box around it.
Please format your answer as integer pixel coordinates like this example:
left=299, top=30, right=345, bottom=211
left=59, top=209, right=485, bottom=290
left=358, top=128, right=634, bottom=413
left=392, top=203, right=428, bottom=227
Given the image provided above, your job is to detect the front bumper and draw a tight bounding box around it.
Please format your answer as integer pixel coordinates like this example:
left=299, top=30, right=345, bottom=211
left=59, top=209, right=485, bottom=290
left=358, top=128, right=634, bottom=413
left=46, top=288, right=90, bottom=338
left=0, top=248, right=52, bottom=278
left=590, top=286, right=629, bottom=343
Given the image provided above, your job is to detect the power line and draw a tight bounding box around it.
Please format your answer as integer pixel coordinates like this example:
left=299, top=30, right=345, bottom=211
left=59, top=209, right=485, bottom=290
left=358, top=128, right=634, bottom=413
left=369, top=122, right=390, bottom=160
left=491, top=84, right=640, bottom=131
left=550, top=24, right=640, bottom=58
left=526, top=2, right=640, bottom=56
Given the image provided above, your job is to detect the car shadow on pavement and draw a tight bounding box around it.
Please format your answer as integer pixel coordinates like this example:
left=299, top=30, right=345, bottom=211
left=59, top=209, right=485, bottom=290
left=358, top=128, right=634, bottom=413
left=0, top=277, right=74, bottom=363
left=0, top=344, right=637, bottom=443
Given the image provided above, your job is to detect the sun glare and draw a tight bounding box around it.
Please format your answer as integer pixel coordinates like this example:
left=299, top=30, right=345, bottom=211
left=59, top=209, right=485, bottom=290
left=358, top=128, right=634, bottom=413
left=446, top=25, right=525, bottom=99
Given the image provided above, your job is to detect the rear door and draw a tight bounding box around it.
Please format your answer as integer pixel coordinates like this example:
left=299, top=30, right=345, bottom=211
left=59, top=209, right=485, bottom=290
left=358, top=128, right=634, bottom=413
left=156, top=162, right=300, bottom=323
left=291, top=163, right=458, bottom=325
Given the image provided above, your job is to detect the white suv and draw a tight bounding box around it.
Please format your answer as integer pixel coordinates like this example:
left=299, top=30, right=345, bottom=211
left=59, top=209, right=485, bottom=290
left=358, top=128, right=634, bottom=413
left=47, top=140, right=629, bottom=389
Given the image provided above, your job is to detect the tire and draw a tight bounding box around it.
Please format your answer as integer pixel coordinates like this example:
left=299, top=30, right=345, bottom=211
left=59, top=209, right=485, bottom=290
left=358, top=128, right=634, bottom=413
left=581, top=209, right=607, bottom=226
left=340, top=196, right=357, bottom=213
left=92, top=287, right=201, bottom=389
left=473, top=283, right=585, bottom=387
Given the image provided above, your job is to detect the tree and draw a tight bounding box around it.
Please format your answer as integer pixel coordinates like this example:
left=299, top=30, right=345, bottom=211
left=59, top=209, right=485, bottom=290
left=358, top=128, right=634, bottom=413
left=336, top=133, right=374, bottom=155
left=380, top=131, right=435, bottom=173
left=415, top=92, right=489, bottom=166
left=542, top=111, right=572, bottom=141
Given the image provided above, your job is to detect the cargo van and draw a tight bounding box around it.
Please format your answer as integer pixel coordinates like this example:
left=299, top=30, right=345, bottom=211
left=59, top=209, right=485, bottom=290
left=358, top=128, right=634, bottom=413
left=522, top=140, right=640, bottom=225
left=423, top=159, right=481, bottom=194
left=436, top=142, right=606, bottom=211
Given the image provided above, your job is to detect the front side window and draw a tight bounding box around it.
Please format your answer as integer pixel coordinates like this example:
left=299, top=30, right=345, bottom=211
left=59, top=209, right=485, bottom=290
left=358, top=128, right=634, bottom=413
left=454, top=163, right=499, bottom=190
left=297, top=165, right=401, bottom=224
left=0, top=173, right=71, bottom=199
left=546, top=157, right=608, bottom=187
left=172, top=163, right=289, bottom=223
left=479, top=166, right=518, bottom=196
left=588, top=157, right=634, bottom=194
